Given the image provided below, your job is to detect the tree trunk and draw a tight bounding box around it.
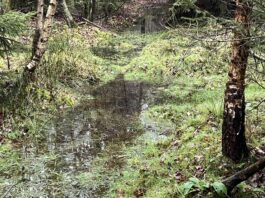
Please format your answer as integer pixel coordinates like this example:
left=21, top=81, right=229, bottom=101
left=32, top=0, right=44, bottom=57
left=84, top=0, right=96, bottom=21
left=84, top=0, right=89, bottom=18
left=90, top=0, right=96, bottom=21
left=60, top=0, right=75, bottom=27
left=0, top=111, right=3, bottom=129
left=25, top=0, right=57, bottom=72
left=222, top=0, right=252, bottom=162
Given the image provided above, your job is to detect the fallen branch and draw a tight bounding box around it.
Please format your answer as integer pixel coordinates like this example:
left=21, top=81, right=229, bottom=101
left=81, top=17, right=107, bottom=30
left=223, top=157, right=265, bottom=192
left=80, top=18, right=117, bottom=36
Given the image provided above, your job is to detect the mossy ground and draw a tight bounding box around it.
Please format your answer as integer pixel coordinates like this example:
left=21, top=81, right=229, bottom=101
left=1, top=23, right=265, bottom=197
left=90, top=29, right=265, bottom=197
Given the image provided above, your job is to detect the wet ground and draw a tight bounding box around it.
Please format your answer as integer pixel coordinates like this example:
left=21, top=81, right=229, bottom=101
left=3, top=74, right=174, bottom=197
left=0, top=30, right=179, bottom=197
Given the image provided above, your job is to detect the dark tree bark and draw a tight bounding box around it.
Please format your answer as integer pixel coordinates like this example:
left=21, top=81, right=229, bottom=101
left=222, top=0, right=252, bottom=162
left=84, top=0, right=89, bottom=18
left=83, top=0, right=96, bottom=21
left=0, top=111, right=3, bottom=129
left=141, top=18, right=145, bottom=34
left=10, top=0, right=36, bottom=11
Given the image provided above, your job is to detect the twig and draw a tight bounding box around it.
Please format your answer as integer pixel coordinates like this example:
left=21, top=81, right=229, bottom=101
left=253, top=98, right=265, bottom=110
left=1, top=180, right=24, bottom=198
left=250, top=50, right=265, bottom=62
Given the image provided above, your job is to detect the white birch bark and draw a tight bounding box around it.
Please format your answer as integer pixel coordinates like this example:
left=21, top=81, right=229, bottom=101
left=26, top=0, right=57, bottom=72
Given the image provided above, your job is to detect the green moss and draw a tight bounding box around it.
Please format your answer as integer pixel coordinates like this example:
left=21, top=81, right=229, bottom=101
left=1, top=23, right=265, bottom=198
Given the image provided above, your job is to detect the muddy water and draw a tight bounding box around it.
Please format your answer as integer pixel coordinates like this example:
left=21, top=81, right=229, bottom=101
left=14, top=74, right=165, bottom=197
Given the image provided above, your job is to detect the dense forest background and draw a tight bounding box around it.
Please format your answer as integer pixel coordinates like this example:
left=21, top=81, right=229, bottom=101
left=0, top=0, right=265, bottom=197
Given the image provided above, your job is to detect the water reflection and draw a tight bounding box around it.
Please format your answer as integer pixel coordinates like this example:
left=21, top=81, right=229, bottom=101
left=19, top=74, right=150, bottom=197
left=47, top=74, right=148, bottom=169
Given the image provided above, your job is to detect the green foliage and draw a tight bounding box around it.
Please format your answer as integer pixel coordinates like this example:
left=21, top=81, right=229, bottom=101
left=6, top=130, right=20, bottom=140
left=45, top=27, right=99, bottom=79
left=0, top=11, right=32, bottom=57
left=212, top=181, right=228, bottom=197
left=178, top=178, right=227, bottom=198
left=0, top=11, right=32, bottom=36
left=122, top=30, right=228, bottom=82
left=0, top=26, right=100, bottom=145
left=169, top=0, right=197, bottom=24
left=92, top=29, right=265, bottom=196
left=1, top=17, right=265, bottom=198
left=0, top=143, right=21, bottom=177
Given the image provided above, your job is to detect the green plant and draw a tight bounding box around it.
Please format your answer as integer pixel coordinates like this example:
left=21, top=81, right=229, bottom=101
left=178, top=177, right=228, bottom=198
left=0, top=11, right=32, bottom=59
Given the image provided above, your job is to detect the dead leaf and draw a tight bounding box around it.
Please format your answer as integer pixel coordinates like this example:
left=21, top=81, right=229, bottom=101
left=133, top=188, right=146, bottom=197
left=195, top=165, right=205, bottom=177
left=175, top=171, right=186, bottom=182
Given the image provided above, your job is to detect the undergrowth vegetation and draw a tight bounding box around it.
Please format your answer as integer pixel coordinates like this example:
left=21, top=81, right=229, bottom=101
left=1, top=21, right=265, bottom=198
left=88, top=29, right=265, bottom=197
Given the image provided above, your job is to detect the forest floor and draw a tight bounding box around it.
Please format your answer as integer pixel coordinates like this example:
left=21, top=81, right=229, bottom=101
left=1, top=24, right=265, bottom=198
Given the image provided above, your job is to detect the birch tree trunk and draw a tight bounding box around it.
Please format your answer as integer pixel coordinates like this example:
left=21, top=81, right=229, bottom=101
left=222, top=0, right=252, bottom=162
left=25, top=0, right=57, bottom=72
left=60, top=0, right=75, bottom=27
left=32, top=0, right=44, bottom=57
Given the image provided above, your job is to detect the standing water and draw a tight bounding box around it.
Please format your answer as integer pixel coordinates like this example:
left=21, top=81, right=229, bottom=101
left=3, top=74, right=173, bottom=197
